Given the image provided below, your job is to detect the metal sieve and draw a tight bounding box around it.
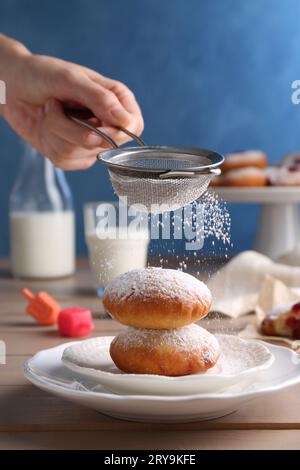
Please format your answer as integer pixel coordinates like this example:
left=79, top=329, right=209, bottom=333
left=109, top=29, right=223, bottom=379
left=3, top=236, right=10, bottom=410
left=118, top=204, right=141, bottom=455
left=69, top=112, right=224, bottom=213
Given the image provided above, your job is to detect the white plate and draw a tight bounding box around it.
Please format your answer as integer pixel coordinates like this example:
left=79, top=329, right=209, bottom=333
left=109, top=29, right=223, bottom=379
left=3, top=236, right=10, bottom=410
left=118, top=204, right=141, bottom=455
left=61, top=335, right=274, bottom=395
left=24, top=341, right=300, bottom=423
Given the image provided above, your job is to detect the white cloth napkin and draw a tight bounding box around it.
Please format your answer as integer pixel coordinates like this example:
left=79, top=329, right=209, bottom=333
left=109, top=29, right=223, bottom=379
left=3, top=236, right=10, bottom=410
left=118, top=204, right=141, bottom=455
left=277, top=242, right=300, bottom=266
left=255, top=275, right=300, bottom=323
left=207, top=250, right=300, bottom=317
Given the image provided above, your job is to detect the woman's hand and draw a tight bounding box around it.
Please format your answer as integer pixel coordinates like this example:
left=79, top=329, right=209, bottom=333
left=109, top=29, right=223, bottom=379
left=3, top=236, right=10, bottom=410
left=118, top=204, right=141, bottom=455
left=0, top=34, right=144, bottom=170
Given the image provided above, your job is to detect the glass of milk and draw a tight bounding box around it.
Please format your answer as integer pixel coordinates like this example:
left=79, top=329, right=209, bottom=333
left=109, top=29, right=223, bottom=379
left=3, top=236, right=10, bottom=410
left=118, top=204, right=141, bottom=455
left=9, top=143, right=75, bottom=279
left=84, top=201, right=149, bottom=294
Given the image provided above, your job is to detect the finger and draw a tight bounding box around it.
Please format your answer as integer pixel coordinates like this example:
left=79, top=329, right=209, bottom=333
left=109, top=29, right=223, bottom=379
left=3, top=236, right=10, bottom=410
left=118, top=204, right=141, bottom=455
left=38, top=125, right=97, bottom=170
left=89, top=74, right=140, bottom=114
left=44, top=98, right=105, bottom=148
left=35, top=104, right=100, bottom=170
left=49, top=143, right=97, bottom=169
left=49, top=135, right=97, bottom=164
left=43, top=99, right=134, bottom=151
left=106, top=82, right=144, bottom=136
left=109, top=80, right=142, bottom=116
left=41, top=99, right=140, bottom=157
left=57, top=72, right=132, bottom=127
left=89, top=76, right=144, bottom=135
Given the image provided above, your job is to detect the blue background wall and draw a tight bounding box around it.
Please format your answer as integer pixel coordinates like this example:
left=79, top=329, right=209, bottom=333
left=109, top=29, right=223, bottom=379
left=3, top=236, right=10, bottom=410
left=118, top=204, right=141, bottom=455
left=1, top=0, right=300, bottom=256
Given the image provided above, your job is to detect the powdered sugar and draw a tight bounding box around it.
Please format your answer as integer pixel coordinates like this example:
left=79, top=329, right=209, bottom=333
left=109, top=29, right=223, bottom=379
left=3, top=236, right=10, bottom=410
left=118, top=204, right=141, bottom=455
left=207, top=334, right=271, bottom=374
left=202, top=191, right=231, bottom=244
left=104, top=267, right=212, bottom=304
left=112, top=323, right=220, bottom=359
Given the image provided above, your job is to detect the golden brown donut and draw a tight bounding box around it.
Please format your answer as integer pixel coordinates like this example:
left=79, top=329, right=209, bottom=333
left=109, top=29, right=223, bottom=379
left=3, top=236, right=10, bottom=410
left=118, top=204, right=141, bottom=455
left=110, top=324, right=220, bottom=376
left=222, top=167, right=267, bottom=187
left=103, top=267, right=212, bottom=329
left=222, top=150, right=267, bottom=173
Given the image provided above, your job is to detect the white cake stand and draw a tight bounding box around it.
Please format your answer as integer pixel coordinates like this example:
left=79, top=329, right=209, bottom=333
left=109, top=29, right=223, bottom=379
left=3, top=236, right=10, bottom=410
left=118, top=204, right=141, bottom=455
left=215, top=187, right=300, bottom=259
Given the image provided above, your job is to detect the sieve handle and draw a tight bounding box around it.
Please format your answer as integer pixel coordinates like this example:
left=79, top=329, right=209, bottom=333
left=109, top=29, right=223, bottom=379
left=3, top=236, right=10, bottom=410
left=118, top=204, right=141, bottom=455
left=66, top=109, right=145, bottom=149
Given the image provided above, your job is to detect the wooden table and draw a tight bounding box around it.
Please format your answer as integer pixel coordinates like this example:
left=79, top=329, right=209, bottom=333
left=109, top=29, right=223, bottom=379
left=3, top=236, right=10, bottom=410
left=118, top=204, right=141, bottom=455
left=1, top=258, right=300, bottom=450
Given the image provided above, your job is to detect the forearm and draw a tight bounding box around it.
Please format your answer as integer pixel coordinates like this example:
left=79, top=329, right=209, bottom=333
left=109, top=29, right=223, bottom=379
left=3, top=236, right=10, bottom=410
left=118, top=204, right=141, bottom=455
left=0, top=34, right=31, bottom=116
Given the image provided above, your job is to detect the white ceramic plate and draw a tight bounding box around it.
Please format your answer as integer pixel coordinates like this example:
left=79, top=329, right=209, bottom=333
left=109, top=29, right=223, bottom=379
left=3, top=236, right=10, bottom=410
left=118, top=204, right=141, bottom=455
left=61, top=335, right=274, bottom=395
left=23, top=341, right=300, bottom=423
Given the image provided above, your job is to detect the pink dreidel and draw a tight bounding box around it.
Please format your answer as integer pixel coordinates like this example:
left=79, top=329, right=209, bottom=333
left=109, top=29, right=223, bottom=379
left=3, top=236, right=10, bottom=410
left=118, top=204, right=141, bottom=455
left=58, top=307, right=94, bottom=337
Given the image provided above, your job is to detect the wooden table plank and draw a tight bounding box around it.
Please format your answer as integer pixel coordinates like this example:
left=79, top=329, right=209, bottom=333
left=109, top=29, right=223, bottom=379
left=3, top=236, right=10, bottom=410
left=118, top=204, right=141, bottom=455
left=1, top=430, right=300, bottom=450
left=1, top=328, right=123, bottom=356
left=1, top=384, right=300, bottom=431
left=0, top=294, right=107, bottom=319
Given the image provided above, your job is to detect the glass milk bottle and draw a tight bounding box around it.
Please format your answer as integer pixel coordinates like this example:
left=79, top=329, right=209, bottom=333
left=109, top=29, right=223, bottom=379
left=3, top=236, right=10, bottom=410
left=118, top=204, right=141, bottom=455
left=9, top=143, right=75, bottom=278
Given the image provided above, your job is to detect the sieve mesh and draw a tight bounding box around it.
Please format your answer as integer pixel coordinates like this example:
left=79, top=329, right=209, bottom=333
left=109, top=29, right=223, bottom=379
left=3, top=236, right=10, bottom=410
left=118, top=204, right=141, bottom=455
left=119, top=158, right=202, bottom=170
left=109, top=170, right=212, bottom=213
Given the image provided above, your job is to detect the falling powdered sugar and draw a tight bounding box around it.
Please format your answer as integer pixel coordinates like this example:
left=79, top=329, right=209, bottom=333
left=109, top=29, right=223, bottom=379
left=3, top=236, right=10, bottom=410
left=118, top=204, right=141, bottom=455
left=202, top=190, right=231, bottom=245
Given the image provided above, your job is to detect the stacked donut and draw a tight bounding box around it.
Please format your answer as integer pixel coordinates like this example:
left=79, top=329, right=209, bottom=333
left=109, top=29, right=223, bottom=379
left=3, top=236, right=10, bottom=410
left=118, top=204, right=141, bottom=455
left=212, top=150, right=268, bottom=187
left=103, top=267, right=220, bottom=376
left=266, top=152, right=300, bottom=186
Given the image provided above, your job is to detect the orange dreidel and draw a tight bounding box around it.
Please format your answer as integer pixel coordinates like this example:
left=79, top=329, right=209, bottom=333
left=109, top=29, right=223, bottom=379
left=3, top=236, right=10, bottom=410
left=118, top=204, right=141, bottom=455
left=22, top=288, right=61, bottom=325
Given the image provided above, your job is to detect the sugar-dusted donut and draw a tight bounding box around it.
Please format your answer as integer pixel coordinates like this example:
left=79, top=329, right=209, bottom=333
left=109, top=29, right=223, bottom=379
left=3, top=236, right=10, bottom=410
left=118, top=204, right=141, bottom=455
left=110, top=324, right=220, bottom=376
left=267, top=165, right=300, bottom=186
left=280, top=152, right=300, bottom=168
left=222, top=150, right=267, bottom=173
left=222, top=167, right=267, bottom=187
left=103, top=268, right=212, bottom=329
